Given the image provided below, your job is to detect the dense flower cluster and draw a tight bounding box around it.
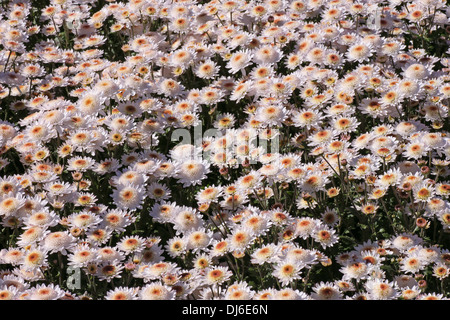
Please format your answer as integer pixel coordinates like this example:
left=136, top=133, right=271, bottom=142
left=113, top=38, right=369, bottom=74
left=0, top=0, right=449, bottom=300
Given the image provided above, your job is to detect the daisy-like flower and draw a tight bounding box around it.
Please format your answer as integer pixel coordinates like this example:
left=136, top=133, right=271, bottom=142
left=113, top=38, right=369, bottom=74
left=242, top=213, right=271, bottom=235
left=68, top=211, right=102, bottom=230
left=302, top=171, right=329, bottom=192
left=203, top=266, right=233, bottom=286
left=432, top=263, right=449, bottom=280
left=0, top=194, right=26, bottom=217
left=157, top=78, right=185, bottom=97
left=253, top=45, right=282, bottom=65
left=96, top=260, right=124, bottom=282
left=375, top=168, right=403, bottom=189
left=195, top=60, right=219, bottom=79
left=255, top=104, right=288, bottom=127
left=66, top=156, right=96, bottom=172
left=404, top=63, right=429, bottom=80
left=22, top=246, right=48, bottom=271
left=28, top=284, right=66, bottom=300
left=400, top=286, right=421, bottom=300
left=226, top=49, right=253, bottom=74
left=214, top=113, right=236, bottom=129
left=312, top=225, right=339, bottom=249
left=196, top=185, right=223, bottom=204
left=105, top=287, right=137, bottom=300
left=41, top=231, right=76, bottom=255
left=340, top=261, right=370, bottom=281
left=101, top=209, right=135, bottom=233
left=331, top=116, right=360, bottom=134
left=172, top=207, right=203, bottom=234
left=346, top=42, right=374, bottom=62
left=413, top=182, right=435, bottom=203
left=273, top=261, right=304, bottom=286
left=209, top=240, right=230, bottom=257
left=321, top=208, right=340, bottom=227
left=67, top=244, right=99, bottom=268
left=139, top=282, right=175, bottom=300
left=294, top=217, right=319, bottom=240
left=403, top=140, right=429, bottom=160
left=149, top=202, right=178, bottom=224
left=17, top=226, right=49, bottom=248
left=365, top=279, right=400, bottom=300
left=236, top=171, right=262, bottom=191
left=77, top=92, right=104, bottom=115
left=96, top=246, right=125, bottom=263
left=0, top=285, right=20, bottom=300
left=112, top=184, right=145, bottom=211
left=147, top=182, right=171, bottom=201
left=311, top=282, right=343, bottom=300
left=170, top=48, right=196, bottom=69
left=176, top=160, right=210, bottom=187
left=186, top=228, right=213, bottom=252
left=250, top=244, right=281, bottom=265
left=292, top=109, right=322, bottom=129
left=117, top=235, right=146, bottom=254
left=224, top=282, right=255, bottom=300
left=228, top=227, right=256, bottom=252
left=417, top=293, right=448, bottom=300
left=86, top=227, right=113, bottom=246
left=221, top=192, right=249, bottom=210
left=400, top=254, right=426, bottom=274
left=391, top=233, right=423, bottom=252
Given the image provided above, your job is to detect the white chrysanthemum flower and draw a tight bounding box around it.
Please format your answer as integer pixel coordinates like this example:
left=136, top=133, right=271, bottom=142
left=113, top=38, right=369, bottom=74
left=255, top=104, right=288, bottom=127
left=67, top=244, right=99, bottom=268
left=228, top=227, right=256, bottom=252
left=391, top=233, right=422, bottom=252
left=0, top=194, right=26, bottom=217
left=29, top=284, right=66, bottom=300
left=105, top=287, right=138, bottom=300
left=292, top=109, right=322, bottom=129
left=224, top=282, right=255, bottom=300
left=226, top=49, right=253, bottom=74
left=366, top=279, right=400, bottom=300
left=157, top=78, right=185, bottom=97
left=253, top=45, right=282, bottom=65
left=41, top=231, right=76, bottom=254
left=170, top=48, right=196, bottom=68
left=176, top=160, right=210, bottom=187
left=275, top=288, right=310, bottom=300
left=311, top=282, right=343, bottom=300
left=195, top=60, right=219, bottom=79
left=404, top=63, right=429, bottom=79
left=340, top=261, right=370, bottom=281
left=400, top=254, right=426, bottom=274
left=77, top=92, right=103, bottom=115
left=173, top=206, right=203, bottom=233
left=66, top=156, right=96, bottom=172
left=347, top=43, right=373, bottom=62
left=403, top=140, right=429, bottom=160
left=22, top=246, right=48, bottom=271
left=112, top=184, right=145, bottom=211
left=186, top=228, right=213, bottom=251
left=312, top=225, right=339, bottom=249
left=139, top=282, right=175, bottom=300
left=117, top=235, right=146, bottom=254
left=250, top=244, right=281, bottom=265
left=203, top=266, right=233, bottom=286
left=273, top=261, right=304, bottom=286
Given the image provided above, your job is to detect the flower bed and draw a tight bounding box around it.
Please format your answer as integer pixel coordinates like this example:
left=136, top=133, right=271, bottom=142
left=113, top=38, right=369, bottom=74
left=0, top=0, right=449, bottom=300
